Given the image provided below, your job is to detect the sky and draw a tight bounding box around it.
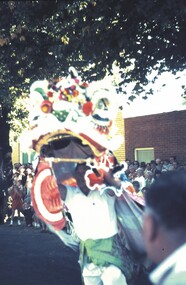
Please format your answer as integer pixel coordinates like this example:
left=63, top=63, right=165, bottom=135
left=121, top=71, right=186, bottom=118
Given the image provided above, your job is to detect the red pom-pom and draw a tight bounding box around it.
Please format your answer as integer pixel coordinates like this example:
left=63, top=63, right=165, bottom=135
left=82, top=101, right=93, bottom=116
left=81, top=82, right=89, bottom=88
left=47, top=91, right=53, bottom=97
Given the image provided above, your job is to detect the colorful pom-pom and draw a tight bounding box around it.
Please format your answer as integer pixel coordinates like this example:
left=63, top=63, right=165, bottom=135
left=41, top=100, right=53, bottom=113
left=71, top=85, right=76, bottom=90
left=81, top=82, right=89, bottom=88
left=72, top=90, right=79, bottom=97
left=47, top=91, right=53, bottom=97
left=82, top=101, right=93, bottom=116
left=74, top=78, right=79, bottom=84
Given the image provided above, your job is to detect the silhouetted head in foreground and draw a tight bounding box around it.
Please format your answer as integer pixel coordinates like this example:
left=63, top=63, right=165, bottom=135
left=143, top=170, right=186, bottom=264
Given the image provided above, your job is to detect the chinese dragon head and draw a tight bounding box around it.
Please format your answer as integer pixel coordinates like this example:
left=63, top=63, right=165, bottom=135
left=27, top=67, right=124, bottom=230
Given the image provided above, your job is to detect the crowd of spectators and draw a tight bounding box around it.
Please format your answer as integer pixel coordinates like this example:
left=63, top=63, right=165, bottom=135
left=0, top=154, right=185, bottom=229
left=0, top=162, right=49, bottom=233
left=125, top=155, right=186, bottom=197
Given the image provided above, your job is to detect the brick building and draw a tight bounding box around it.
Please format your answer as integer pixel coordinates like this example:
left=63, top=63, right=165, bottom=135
left=11, top=109, right=186, bottom=166
left=124, top=110, right=186, bottom=164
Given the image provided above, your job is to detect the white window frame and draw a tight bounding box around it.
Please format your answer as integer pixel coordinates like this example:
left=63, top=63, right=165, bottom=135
left=135, top=147, right=155, bottom=163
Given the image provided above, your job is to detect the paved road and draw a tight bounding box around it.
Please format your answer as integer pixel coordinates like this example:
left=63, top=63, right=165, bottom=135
left=0, top=219, right=82, bottom=285
left=0, top=218, right=152, bottom=285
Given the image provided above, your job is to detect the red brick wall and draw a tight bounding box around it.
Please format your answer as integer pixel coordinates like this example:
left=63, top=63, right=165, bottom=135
left=124, top=110, right=186, bottom=164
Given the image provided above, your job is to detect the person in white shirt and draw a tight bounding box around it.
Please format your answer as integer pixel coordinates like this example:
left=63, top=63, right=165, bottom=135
left=134, top=168, right=146, bottom=191
left=143, top=170, right=186, bottom=285
left=58, top=163, right=133, bottom=285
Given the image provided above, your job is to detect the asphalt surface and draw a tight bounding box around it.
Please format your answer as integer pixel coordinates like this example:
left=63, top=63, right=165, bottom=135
left=0, top=218, right=82, bottom=285
left=0, top=218, right=152, bottom=285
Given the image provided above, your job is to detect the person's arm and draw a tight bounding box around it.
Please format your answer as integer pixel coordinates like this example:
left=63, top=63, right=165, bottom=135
left=103, top=169, right=121, bottom=188
left=103, top=169, right=121, bottom=196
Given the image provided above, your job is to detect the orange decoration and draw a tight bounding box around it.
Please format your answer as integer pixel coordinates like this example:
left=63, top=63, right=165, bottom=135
left=72, top=89, right=79, bottom=97
left=41, top=100, right=53, bottom=113
left=82, top=101, right=93, bottom=116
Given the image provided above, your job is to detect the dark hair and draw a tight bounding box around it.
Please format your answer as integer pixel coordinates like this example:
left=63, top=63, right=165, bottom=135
left=140, top=161, right=146, bottom=168
left=132, top=180, right=140, bottom=187
left=145, top=170, right=186, bottom=230
left=154, top=169, right=161, bottom=176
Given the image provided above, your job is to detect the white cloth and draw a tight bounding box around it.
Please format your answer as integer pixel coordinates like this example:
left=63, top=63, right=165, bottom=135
left=150, top=242, right=186, bottom=285
left=134, top=176, right=146, bottom=191
left=83, top=263, right=127, bottom=285
left=65, top=186, right=118, bottom=241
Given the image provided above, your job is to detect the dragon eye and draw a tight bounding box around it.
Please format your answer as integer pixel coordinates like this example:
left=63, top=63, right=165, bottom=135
left=96, top=98, right=109, bottom=109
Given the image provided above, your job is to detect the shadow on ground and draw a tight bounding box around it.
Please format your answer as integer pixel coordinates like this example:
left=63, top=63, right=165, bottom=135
left=0, top=219, right=82, bottom=285
left=0, top=218, right=152, bottom=285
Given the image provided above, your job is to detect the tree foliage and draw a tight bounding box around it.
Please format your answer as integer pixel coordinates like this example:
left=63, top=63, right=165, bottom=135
left=0, top=0, right=185, bottom=110
left=0, top=0, right=185, bottom=176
